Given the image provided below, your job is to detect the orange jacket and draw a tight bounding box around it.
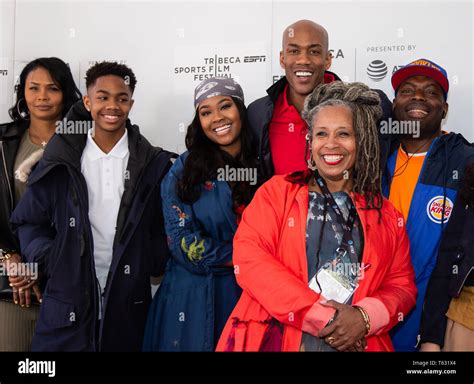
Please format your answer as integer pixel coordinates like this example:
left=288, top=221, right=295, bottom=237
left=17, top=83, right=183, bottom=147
left=216, top=174, right=417, bottom=352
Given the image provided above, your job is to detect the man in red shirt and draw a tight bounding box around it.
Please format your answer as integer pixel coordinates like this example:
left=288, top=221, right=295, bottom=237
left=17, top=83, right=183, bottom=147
left=248, top=19, right=392, bottom=181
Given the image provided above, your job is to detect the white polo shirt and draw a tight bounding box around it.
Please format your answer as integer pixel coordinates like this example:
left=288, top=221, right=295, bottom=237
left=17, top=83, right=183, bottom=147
left=81, top=129, right=129, bottom=301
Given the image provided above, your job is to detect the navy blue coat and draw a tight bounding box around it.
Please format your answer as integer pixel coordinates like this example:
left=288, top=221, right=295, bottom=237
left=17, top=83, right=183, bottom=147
left=383, top=132, right=474, bottom=351
left=142, top=152, right=242, bottom=351
left=10, top=111, right=174, bottom=351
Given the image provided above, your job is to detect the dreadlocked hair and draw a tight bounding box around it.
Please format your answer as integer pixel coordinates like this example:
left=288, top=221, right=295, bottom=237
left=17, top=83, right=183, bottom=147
left=302, top=81, right=383, bottom=213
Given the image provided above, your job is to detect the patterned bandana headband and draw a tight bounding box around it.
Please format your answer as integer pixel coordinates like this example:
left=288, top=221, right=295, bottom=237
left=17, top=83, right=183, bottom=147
left=194, top=77, right=244, bottom=109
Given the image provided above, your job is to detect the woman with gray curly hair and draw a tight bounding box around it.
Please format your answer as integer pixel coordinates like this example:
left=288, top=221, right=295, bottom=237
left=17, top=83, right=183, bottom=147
left=216, top=81, right=417, bottom=352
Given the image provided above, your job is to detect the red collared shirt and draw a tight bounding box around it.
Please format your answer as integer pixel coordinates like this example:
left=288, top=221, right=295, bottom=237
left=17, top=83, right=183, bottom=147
left=269, top=84, right=308, bottom=175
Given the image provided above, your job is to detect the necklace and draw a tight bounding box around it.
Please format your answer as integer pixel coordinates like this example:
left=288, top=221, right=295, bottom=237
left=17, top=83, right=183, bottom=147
left=392, top=138, right=431, bottom=177
left=28, top=130, right=53, bottom=148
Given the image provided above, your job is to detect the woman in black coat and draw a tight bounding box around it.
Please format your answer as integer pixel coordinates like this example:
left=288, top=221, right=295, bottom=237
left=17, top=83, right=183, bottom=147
left=0, top=57, right=81, bottom=350
left=420, top=161, right=474, bottom=351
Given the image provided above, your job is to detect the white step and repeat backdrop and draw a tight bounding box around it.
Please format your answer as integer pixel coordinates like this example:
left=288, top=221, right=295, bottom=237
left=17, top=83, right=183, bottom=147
left=1, top=0, right=473, bottom=153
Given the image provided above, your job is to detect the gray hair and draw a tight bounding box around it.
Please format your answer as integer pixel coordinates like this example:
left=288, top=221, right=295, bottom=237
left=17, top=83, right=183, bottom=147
left=303, top=81, right=384, bottom=211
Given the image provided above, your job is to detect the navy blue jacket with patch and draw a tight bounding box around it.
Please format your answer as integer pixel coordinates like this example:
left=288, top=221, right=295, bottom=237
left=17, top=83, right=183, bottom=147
left=383, top=132, right=474, bottom=351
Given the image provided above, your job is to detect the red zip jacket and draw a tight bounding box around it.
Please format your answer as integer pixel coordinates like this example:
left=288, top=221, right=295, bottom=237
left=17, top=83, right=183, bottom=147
left=216, top=173, right=417, bottom=352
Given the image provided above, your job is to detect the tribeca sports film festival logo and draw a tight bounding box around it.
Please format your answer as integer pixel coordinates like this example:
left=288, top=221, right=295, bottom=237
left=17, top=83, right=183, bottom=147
left=426, top=196, right=453, bottom=224
left=175, top=54, right=266, bottom=82
left=367, top=60, right=388, bottom=82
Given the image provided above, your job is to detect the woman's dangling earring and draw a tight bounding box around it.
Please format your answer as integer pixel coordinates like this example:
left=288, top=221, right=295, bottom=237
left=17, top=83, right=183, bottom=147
left=307, top=152, right=317, bottom=171
left=16, top=98, right=30, bottom=120
left=305, top=134, right=317, bottom=171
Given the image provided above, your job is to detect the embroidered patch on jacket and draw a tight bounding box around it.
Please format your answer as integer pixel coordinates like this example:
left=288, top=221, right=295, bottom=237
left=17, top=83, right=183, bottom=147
left=203, top=181, right=215, bottom=191
left=181, top=237, right=205, bottom=262
left=426, top=196, right=454, bottom=224
left=172, top=205, right=189, bottom=221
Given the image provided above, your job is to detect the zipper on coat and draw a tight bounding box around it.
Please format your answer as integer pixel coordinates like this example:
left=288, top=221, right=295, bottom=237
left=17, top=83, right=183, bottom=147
left=85, top=214, right=100, bottom=351
left=96, top=277, right=104, bottom=351
left=79, top=217, right=98, bottom=350
left=0, top=140, right=14, bottom=212
left=84, top=205, right=99, bottom=351
left=71, top=171, right=100, bottom=351
left=455, top=205, right=473, bottom=296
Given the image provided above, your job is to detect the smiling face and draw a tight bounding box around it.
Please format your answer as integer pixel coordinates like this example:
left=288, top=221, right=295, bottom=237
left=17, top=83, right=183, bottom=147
left=280, top=21, right=332, bottom=99
left=393, top=75, right=448, bottom=139
left=198, top=95, right=242, bottom=156
left=311, top=105, right=357, bottom=182
left=83, top=75, right=134, bottom=134
left=24, top=66, right=64, bottom=122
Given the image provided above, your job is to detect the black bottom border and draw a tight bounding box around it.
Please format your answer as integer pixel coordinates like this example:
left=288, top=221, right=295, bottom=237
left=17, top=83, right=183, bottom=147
left=0, top=351, right=473, bottom=382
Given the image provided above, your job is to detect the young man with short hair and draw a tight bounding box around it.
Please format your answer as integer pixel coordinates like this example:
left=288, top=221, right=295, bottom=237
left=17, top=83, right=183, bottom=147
left=11, top=62, right=175, bottom=351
